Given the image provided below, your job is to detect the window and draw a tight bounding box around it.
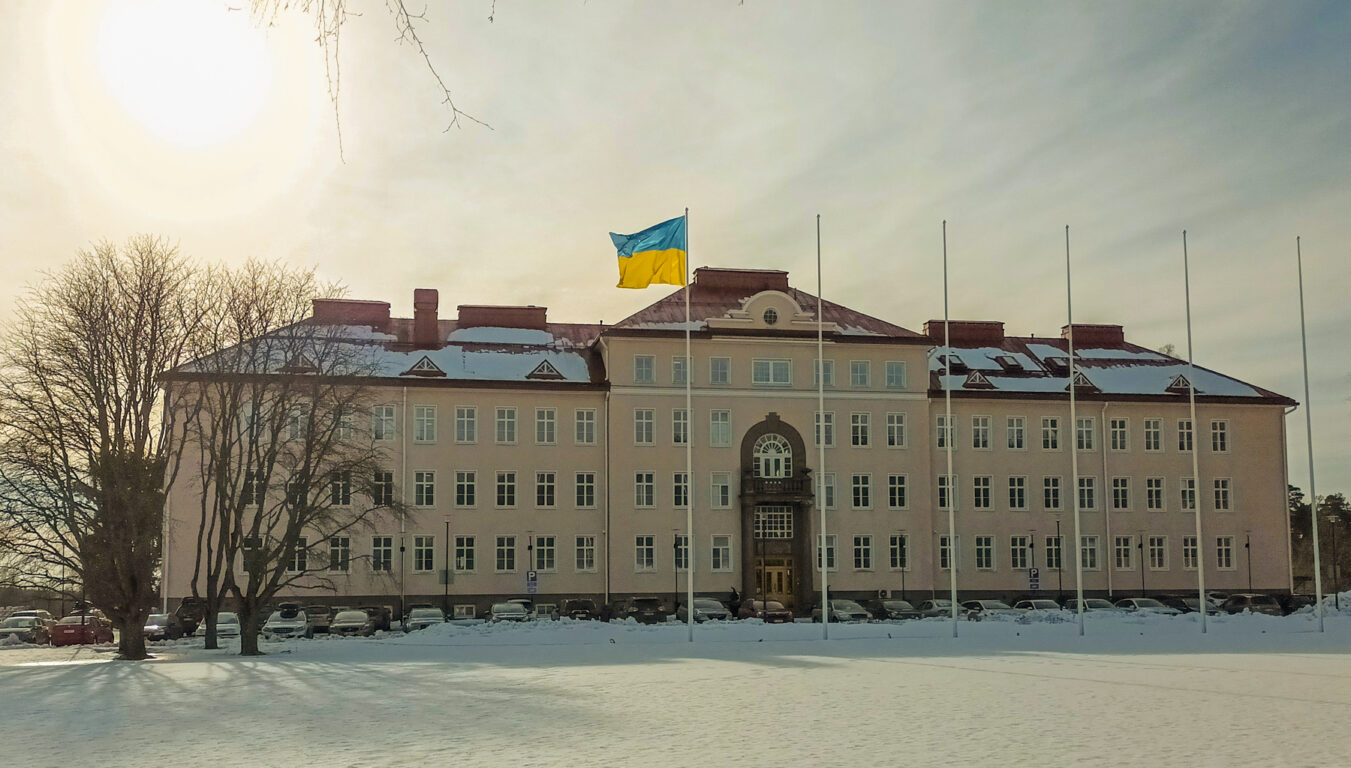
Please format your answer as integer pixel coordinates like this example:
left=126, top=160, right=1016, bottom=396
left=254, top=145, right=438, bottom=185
left=536, top=472, right=556, bottom=508
left=885, top=413, right=907, bottom=448
left=575, top=536, right=596, bottom=571
left=1211, top=420, right=1229, bottom=453
left=454, top=605, right=476, bottom=619
left=1043, top=477, right=1062, bottom=511
left=287, top=410, right=308, bottom=440
left=1214, top=479, right=1231, bottom=511
left=885, top=361, right=908, bottom=389
left=1178, top=419, right=1193, bottom=452
left=813, top=359, right=835, bottom=387
left=496, top=407, right=517, bottom=444
left=413, top=405, right=436, bottom=443
left=972, top=476, right=992, bottom=510
left=372, top=405, right=396, bottom=441
left=574, top=409, right=596, bottom=444
left=413, top=535, right=435, bottom=573
left=455, top=406, right=477, bottom=443
left=496, top=471, right=516, bottom=508
left=971, top=416, right=990, bottom=449
left=1007, top=416, right=1026, bottom=450
left=815, top=411, right=835, bottom=447
left=1041, top=417, right=1060, bottom=450
left=822, top=473, right=837, bottom=510
left=853, top=535, right=873, bottom=570
left=575, top=472, right=596, bottom=508
left=496, top=536, right=517, bottom=572
left=673, top=472, right=689, bottom=508
left=712, top=535, right=732, bottom=572
left=1110, top=418, right=1128, bottom=451
left=371, top=536, right=393, bottom=572
left=887, top=475, right=908, bottom=510
left=672, top=409, right=689, bottom=445
left=851, top=474, right=871, bottom=509
left=1112, top=477, right=1130, bottom=510
left=1144, top=419, right=1162, bottom=452
left=336, top=410, right=355, bottom=440
left=1008, top=477, right=1027, bottom=511
left=1073, top=417, right=1094, bottom=451
left=285, top=476, right=307, bottom=507
left=710, top=357, right=730, bottom=385
left=535, top=408, right=556, bottom=445
left=414, top=470, right=435, bottom=507
left=672, top=356, right=689, bottom=385
left=752, top=358, right=791, bottom=386
left=754, top=507, right=793, bottom=539
left=1181, top=478, right=1196, bottom=511
left=817, top=534, right=837, bottom=571
left=674, top=534, right=689, bottom=571
left=1216, top=536, right=1235, bottom=570
left=889, top=534, right=909, bottom=570
left=1010, top=536, right=1029, bottom=570
left=762, top=308, right=778, bottom=325
left=1146, top=477, right=1164, bottom=511
left=287, top=537, right=307, bottom=572
left=1045, top=535, right=1062, bottom=570
left=1114, top=536, right=1133, bottom=570
left=330, top=470, right=351, bottom=506
left=455, top=471, right=476, bottom=507
left=975, top=535, right=994, bottom=570
left=241, top=470, right=264, bottom=506
left=937, top=474, right=954, bottom=510
left=372, top=470, right=394, bottom=506
left=710, top=410, right=731, bottom=447
left=534, top=536, right=556, bottom=571
left=455, top=536, right=475, bottom=572
left=634, top=409, right=655, bottom=445
left=635, top=536, right=655, bottom=571
left=936, top=415, right=954, bottom=448
left=710, top=472, right=732, bottom=509
left=938, top=535, right=957, bottom=570
left=850, top=412, right=871, bottom=447
left=1077, top=477, right=1097, bottom=510
left=1080, top=536, right=1100, bottom=570
left=1182, top=536, right=1198, bottom=570
left=1148, top=536, right=1167, bottom=570
left=753, top=434, right=792, bottom=478
left=634, top=355, right=655, bottom=384
left=329, top=537, right=350, bottom=571
left=634, top=472, right=655, bottom=508
left=850, top=360, right=871, bottom=388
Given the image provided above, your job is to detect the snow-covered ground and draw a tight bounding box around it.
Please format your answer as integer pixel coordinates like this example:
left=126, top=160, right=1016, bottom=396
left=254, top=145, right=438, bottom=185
left=2, top=608, right=1350, bottom=767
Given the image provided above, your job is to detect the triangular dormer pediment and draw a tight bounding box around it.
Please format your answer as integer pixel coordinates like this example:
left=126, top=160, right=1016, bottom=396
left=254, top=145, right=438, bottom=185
left=1166, top=374, right=1197, bottom=394
left=527, top=359, right=565, bottom=380
left=281, top=355, right=316, bottom=373
left=963, top=370, right=994, bottom=389
left=402, top=356, right=446, bottom=378
left=1065, top=370, right=1098, bottom=392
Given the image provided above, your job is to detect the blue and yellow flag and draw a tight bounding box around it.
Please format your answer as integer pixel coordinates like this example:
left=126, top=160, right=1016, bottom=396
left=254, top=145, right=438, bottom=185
left=610, top=216, right=687, bottom=289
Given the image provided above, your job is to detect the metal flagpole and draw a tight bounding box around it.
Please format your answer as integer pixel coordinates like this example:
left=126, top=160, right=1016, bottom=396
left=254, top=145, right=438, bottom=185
left=1296, top=236, right=1324, bottom=632
left=1066, top=226, right=1085, bottom=637
left=818, top=214, right=829, bottom=640
left=685, top=207, right=695, bottom=643
left=1183, top=231, right=1207, bottom=634
left=943, top=221, right=957, bottom=637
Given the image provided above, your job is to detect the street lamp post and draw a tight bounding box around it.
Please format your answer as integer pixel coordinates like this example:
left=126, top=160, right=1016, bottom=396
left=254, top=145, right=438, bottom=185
left=1245, top=532, right=1252, bottom=592
left=1056, top=520, right=1064, bottom=601
left=1139, top=535, right=1146, bottom=596
left=443, top=519, right=451, bottom=616
left=673, top=529, right=680, bottom=614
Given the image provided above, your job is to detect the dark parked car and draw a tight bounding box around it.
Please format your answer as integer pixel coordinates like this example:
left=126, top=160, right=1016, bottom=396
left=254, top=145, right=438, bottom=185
left=562, top=599, right=598, bottom=620
left=811, top=599, right=872, bottom=623
left=1114, top=597, right=1181, bottom=615
left=866, top=599, right=922, bottom=621
left=0, top=615, right=53, bottom=644
left=489, top=602, right=530, bottom=622
left=360, top=605, right=394, bottom=632
left=737, top=600, right=793, bottom=623
left=676, top=598, right=733, bottom=623
left=51, top=614, right=115, bottom=646
left=1278, top=594, right=1318, bottom=615
left=1157, top=596, right=1222, bottom=615
left=624, top=597, right=668, bottom=625
left=305, top=605, right=334, bottom=634
left=917, top=599, right=960, bottom=618
left=1222, top=593, right=1283, bottom=616
left=329, top=610, right=377, bottom=637
left=174, top=597, right=208, bottom=636
left=144, top=613, right=186, bottom=640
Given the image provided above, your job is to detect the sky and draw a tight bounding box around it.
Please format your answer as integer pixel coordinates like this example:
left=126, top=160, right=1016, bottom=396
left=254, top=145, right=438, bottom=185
left=1, top=0, right=1347, bottom=494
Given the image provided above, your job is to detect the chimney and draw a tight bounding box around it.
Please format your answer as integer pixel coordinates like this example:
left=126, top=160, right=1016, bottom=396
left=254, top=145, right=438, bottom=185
left=413, top=289, right=440, bottom=349
left=1060, top=324, right=1124, bottom=346
left=311, top=298, right=391, bottom=329
left=923, top=320, right=1005, bottom=345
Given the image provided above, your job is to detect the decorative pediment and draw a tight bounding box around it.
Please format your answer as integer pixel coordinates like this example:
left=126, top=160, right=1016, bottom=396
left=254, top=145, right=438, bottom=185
left=527, top=359, right=565, bottom=380
left=706, top=290, right=836, bottom=333
left=280, top=355, right=316, bottom=373
left=963, top=370, right=995, bottom=389
left=401, top=355, right=446, bottom=377
left=1166, top=374, right=1197, bottom=394
left=1066, top=370, right=1098, bottom=392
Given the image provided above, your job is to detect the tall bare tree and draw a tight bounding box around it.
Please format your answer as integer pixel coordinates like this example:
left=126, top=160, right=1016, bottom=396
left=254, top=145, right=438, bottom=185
left=0, top=236, right=205, bottom=660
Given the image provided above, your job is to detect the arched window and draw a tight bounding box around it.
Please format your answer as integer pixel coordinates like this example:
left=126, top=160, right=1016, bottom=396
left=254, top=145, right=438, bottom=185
left=753, top=434, right=792, bottom=478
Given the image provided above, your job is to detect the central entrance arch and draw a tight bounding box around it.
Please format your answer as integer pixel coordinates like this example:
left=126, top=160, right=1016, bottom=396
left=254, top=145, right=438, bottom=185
left=739, top=413, right=815, bottom=611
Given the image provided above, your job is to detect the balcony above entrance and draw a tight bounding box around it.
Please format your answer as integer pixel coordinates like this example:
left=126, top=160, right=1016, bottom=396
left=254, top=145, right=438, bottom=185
left=742, top=470, right=813, bottom=498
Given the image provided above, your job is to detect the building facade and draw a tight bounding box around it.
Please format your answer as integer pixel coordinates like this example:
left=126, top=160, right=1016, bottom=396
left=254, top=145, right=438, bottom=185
left=163, top=268, right=1296, bottom=617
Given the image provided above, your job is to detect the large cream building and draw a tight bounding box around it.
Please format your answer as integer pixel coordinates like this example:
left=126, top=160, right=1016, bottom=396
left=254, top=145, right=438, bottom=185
left=163, top=267, right=1297, bottom=617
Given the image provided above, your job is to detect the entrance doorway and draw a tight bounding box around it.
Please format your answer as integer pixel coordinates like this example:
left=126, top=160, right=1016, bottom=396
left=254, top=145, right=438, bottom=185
left=755, top=558, right=795, bottom=606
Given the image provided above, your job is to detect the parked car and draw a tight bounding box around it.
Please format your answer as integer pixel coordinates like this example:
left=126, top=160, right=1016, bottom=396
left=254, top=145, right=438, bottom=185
left=359, top=605, right=394, bottom=632
left=143, top=613, right=186, bottom=640
left=1063, top=598, right=1122, bottom=613
left=305, top=605, right=334, bottom=634
left=1278, top=594, right=1318, bottom=616
left=262, top=606, right=311, bottom=639
left=1157, top=597, right=1222, bottom=615
left=562, top=599, right=598, bottom=620
left=215, top=611, right=242, bottom=637
left=624, top=597, right=668, bottom=625
left=866, top=599, right=922, bottom=621
left=7, top=608, right=54, bottom=623
left=811, top=599, right=873, bottom=623
left=1013, top=599, right=1063, bottom=612
left=1114, top=597, right=1181, bottom=615
left=961, top=600, right=1019, bottom=620
left=50, top=614, right=114, bottom=646
left=507, top=599, right=558, bottom=620
left=917, top=599, right=960, bottom=619
left=489, top=602, right=530, bottom=622
left=174, top=597, right=208, bottom=636
left=329, top=610, right=377, bottom=637
left=676, top=598, right=733, bottom=623
left=0, top=615, right=53, bottom=644
left=737, top=599, right=793, bottom=623
left=1205, top=591, right=1230, bottom=608
left=403, top=607, right=447, bottom=632
left=1222, top=593, right=1283, bottom=616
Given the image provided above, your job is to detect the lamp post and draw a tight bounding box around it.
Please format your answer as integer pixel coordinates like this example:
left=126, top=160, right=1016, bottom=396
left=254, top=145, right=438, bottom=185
left=1245, top=532, right=1252, bottom=592
left=443, top=519, right=451, bottom=616
left=673, top=529, right=681, bottom=614
left=1138, top=534, right=1146, bottom=596
left=1028, top=533, right=1037, bottom=594
left=1056, top=519, right=1064, bottom=601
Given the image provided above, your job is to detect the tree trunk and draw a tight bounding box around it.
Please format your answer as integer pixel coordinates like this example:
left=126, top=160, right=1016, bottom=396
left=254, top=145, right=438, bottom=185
left=203, top=613, right=219, bottom=650
left=118, top=621, right=150, bottom=661
left=239, top=611, right=262, bottom=656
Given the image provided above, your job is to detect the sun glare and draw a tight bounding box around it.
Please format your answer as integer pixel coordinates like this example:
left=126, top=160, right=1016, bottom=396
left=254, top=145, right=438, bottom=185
left=96, top=0, right=273, bottom=148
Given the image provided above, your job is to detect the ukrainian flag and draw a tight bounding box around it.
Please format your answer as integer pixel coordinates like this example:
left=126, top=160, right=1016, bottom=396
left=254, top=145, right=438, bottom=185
left=610, top=216, right=687, bottom=289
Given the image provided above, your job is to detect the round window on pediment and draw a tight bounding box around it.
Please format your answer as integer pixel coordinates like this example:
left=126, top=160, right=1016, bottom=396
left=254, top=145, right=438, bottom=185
left=763, top=308, right=779, bottom=326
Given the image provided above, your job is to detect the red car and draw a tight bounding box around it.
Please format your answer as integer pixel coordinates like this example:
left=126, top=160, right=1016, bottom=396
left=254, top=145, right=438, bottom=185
left=50, top=615, right=114, bottom=646
left=737, top=599, right=793, bottom=623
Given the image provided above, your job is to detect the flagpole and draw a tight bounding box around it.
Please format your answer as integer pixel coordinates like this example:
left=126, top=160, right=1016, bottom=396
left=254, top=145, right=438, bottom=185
left=1183, top=231, right=1207, bottom=634
left=818, top=214, right=829, bottom=641
left=943, top=220, right=957, bottom=637
left=684, top=208, right=694, bottom=643
left=1067, top=226, right=1085, bottom=637
left=1296, top=236, right=1324, bottom=632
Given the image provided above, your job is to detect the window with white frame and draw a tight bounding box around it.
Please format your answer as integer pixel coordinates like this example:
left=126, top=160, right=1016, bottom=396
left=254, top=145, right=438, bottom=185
left=455, top=406, right=477, bottom=443
left=674, top=534, right=689, bottom=571
left=1181, top=478, right=1196, bottom=511
left=1112, top=477, right=1130, bottom=510
left=634, top=355, right=655, bottom=384
left=1182, top=536, right=1198, bottom=570
left=413, top=535, right=435, bottom=573
left=1148, top=536, right=1167, bottom=570
left=972, top=416, right=991, bottom=449
left=1216, top=536, right=1234, bottom=570
left=975, top=535, right=994, bottom=570
left=1044, top=535, right=1062, bottom=570
left=817, top=534, right=838, bottom=571
left=496, top=471, right=516, bottom=508
left=1143, top=418, right=1162, bottom=451
left=885, top=361, right=907, bottom=389
left=330, top=470, right=351, bottom=507
left=853, top=535, right=873, bottom=569
left=939, top=534, right=957, bottom=570
left=710, top=410, right=731, bottom=447
left=851, top=474, right=871, bottom=509
left=815, top=411, right=835, bottom=447
left=1146, top=477, right=1164, bottom=511
left=372, top=405, right=396, bottom=441
left=1007, top=416, right=1026, bottom=449
left=496, top=536, right=516, bottom=572
left=972, top=476, right=992, bottom=510
left=710, top=472, right=732, bottom=509
left=754, top=507, right=793, bottom=539
left=454, top=536, right=475, bottom=572
left=287, top=537, right=307, bottom=572
left=822, top=472, right=837, bottom=510
left=1041, top=417, right=1060, bottom=450
left=672, top=356, right=689, bottom=385
left=575, top=472, right=596, bottom=508
left=534, top=536, right=556, bottom=571
left=414, top=470, right=435, bottom=507
left=937, top=474, right=954, bottom=510
left=889, top=534, right=909, bottom=569
left=672, top=409, right=689, bottom=445
left=1178, top=419, right=1193, bottom=452
left=673, top=472, right=689, bottom=508
left=813, top=359, right=835, bottom=387
left=1211, top=420, right=1229, bottom=453
left=287, top=410, right=308, bottom=440
left=1076, top=417, right=1095, bottom=451
left=710, top=357, right=730, bottom=385
left=712, top=535, right=732, bottom=572
left=496, top=407, right=517, bottom=444
left=936, top=414, right=954, bottom=448
left=455, top=471, right=476, bottom=507
left=753, top=434, right=792, bottom=478
left=634, top=472, right=655, bottom=508
left=1077, top=477, right=1097, bottom=510
left=536, top=472, right=556, bottom=508
left=1214, top=478, right=1231, bottom=511
left=1114, top=536, right=1133, bottom=570
left=634, top=409, right=654, bottom=445
left=635, top=536, right=656, bottom=571
left=413, top=405, right=436, bottom=443
left=1110, top=418, right=1129, bottom=451
left=329, top=536, right=350, bottom=571
left=574, top=408, right=596, bottom=445
left=241, top=470, right=264, bottom=506
left=850, top=360, right=871, bottom=388
left=371, top=536, right=393, bottom=572
left=1010, top=536, right=1029, bottom=570
left=1044, top=477, right=1062, bottom=511
left=752, top=358, right=791, bottom=386
left=575, top=536, right=596, bottom=571
left=851, top=412, right=871, bottom=447
left=1080, top=536, right=1100, bottom=570
left=1008, top=477, right=1027, bottom=511
left=535, top=408, right=556, bottom=445
left=886, top=413, right=907, bottom=448
left=887, top=474, right=907, bottom=510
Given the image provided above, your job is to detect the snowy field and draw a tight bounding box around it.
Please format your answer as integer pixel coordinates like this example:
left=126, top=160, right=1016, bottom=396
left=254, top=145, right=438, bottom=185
left=3, top=609, right=1350, bottom=768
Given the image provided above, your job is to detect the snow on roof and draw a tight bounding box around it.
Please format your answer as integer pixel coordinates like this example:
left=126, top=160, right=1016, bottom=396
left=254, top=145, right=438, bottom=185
left=378, top=347, right=592, bottom=382
left=928, top=346, right=1039, bottom=371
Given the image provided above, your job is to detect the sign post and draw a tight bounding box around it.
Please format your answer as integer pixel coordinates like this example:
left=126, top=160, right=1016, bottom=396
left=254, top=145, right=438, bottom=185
left=526, top=570, right=538, bottom=595
left=1028, top=567, right=1040, bottom=592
